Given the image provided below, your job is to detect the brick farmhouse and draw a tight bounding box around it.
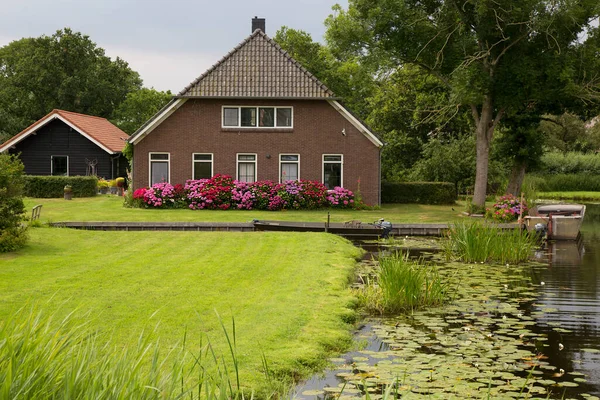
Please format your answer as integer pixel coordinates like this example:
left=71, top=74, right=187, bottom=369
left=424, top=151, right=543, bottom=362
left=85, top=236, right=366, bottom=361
left=129, top=18, right=383, bottom=204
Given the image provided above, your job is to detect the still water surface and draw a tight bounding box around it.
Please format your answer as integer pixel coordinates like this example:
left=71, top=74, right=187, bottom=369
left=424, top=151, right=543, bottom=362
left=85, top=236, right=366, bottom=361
left=294, top=203, right=600, bottom=399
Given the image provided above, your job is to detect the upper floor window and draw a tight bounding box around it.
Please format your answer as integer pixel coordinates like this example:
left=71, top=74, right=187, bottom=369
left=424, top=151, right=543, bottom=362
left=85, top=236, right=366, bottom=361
left=222, top=106, right=293, bottom=128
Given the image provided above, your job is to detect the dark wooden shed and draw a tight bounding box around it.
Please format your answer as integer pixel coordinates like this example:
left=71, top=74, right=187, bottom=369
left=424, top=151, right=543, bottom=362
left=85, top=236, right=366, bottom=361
left=0, top=109, right=129, bottom=179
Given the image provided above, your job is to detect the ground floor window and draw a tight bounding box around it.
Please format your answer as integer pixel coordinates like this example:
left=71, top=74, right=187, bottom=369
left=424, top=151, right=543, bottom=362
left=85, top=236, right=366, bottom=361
left=51, top=155, right=68, bottom=176
left=237, top=154, right=257, bottom=182
left=149, top=152, right=170, bottom=185
left=323, top=154, right=343, bottom=189
left=280, top=154, right=299, bottom=182
left=193, top=153, right=213, bottom=180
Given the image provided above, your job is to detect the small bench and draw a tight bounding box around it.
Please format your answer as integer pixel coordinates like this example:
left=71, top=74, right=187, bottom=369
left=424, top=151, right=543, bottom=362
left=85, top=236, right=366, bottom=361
left=31, top=204, right=43, bottom=221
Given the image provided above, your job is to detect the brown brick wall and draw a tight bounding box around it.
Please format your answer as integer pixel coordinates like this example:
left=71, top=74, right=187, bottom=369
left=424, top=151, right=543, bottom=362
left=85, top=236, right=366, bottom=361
left=133, top=99, right=381, bottom=205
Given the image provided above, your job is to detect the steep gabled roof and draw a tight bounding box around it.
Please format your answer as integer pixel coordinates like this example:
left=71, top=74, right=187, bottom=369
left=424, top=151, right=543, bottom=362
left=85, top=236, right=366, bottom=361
left=0, top=109, right=129, bottom=154
left=178, top=29, right=337, bottom=99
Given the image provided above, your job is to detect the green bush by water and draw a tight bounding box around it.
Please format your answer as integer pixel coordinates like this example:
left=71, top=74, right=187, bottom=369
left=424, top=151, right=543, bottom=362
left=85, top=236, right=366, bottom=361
left=524, top=173, right=600, bottom=192
left=443, top=222, right=537, bottom=264
left=0, top=308, right=258, bottom=400
left=357, top=253, right=448, bottom=314
left=540, top=151, right=600, bottom=175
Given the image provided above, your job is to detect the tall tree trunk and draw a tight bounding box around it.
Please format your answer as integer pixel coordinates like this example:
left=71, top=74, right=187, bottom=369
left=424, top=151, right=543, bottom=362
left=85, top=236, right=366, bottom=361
left=471, top=97, right=504, bottom=209
left=506, top=160, right=527, bottom=196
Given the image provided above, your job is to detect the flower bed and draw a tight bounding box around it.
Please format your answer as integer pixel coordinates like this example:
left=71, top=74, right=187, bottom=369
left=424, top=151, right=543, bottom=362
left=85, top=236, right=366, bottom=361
left=134, top=175, right=355, bottom=210
left=485, top=194, right=528, bottom=223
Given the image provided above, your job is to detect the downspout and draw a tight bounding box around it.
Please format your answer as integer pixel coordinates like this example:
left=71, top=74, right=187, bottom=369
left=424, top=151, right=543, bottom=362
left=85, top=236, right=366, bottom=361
left=378, top=147, right=382, bottom=206
left=110, top=154, right=120, bottom=179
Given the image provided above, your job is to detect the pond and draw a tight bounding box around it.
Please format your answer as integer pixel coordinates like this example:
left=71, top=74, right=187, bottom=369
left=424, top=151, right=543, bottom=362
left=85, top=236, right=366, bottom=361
left=293, top=204, right=600, bottom=399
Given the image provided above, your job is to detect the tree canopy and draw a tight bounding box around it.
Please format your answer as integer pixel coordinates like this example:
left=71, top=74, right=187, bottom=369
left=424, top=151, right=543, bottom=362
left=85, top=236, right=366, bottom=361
left=111, top=88, right=172, bottom=135
left=0, top=28, right=142, bottom=142
left=326, top=0, right=600, bottom=207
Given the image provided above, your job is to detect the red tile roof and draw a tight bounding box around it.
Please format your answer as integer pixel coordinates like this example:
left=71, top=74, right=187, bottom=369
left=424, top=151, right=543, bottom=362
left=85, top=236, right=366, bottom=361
left=0, top=109, right=129, bottom=154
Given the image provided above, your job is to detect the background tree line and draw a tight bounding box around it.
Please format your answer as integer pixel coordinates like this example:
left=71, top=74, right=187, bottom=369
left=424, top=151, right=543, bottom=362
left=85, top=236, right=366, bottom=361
left=0, top=28, right=171, bottom=143
left=2, top=3, right=600, bottom=208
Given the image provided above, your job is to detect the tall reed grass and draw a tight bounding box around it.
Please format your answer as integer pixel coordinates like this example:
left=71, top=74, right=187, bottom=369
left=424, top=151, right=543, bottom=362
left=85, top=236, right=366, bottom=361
left=443, top=222, right=537, bottom=264
left=356, top=254, right=448, bottom=314
left=0, top=307, right=257, bottom=400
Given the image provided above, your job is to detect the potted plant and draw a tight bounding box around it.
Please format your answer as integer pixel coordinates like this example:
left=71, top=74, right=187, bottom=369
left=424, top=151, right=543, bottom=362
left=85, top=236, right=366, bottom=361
left=109, top=179, right=118, bottom=195
left=64, top=185, right=73, bottom=200
left=98, top=179, right=109, bottom=194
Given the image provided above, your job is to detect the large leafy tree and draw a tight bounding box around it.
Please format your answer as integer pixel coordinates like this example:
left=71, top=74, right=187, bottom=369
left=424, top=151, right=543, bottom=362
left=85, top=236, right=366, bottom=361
left=0, top=28, right=142, bottom=142
left=274, top=26, right=375, bottom=119
left=111, top=88, right=172, bottom=135
left=326, top=0, right=600, bottom=208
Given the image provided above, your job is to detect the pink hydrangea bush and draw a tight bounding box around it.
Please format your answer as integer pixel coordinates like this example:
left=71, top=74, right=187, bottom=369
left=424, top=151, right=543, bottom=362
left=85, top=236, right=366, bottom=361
left=326, top=186, right=355, bottom=208
left=136, top=183, right=187, bottom=208
left=485, top=194, right=528, bottom=223
left=135, top=175, right=355, bottom=210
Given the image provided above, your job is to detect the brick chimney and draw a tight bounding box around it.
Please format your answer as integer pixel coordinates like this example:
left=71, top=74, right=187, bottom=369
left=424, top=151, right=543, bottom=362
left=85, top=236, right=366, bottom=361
left=252, top=16, right=266, bottom=33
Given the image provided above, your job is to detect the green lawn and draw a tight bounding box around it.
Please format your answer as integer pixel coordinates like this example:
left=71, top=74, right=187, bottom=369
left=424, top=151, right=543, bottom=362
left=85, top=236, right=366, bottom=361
left=0, top=228, right=362, bottom=394
left=24, top=195, right=465, bottom=224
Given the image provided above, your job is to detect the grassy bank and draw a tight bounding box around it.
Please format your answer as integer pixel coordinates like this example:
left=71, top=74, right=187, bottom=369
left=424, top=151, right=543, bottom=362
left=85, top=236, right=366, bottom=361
left=0, top=228, right=362, bottom=395
left=24, top=196, right=463, bottom=224
left=538, top=191, right=600, bottom=202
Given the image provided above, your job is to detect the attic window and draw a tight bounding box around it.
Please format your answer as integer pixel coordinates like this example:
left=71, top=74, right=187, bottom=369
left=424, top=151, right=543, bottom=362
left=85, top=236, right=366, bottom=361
left=222, top=106, right=293, bottom=128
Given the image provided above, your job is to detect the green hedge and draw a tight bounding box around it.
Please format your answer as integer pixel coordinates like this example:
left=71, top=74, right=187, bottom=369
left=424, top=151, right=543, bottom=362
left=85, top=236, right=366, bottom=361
left=524, top=173, right=600, bottom=192
left=382, top=181, right=457, bottom=204
left=23, top=176, right=98, bottom=198
left=540, top=151, right=600, bottom=174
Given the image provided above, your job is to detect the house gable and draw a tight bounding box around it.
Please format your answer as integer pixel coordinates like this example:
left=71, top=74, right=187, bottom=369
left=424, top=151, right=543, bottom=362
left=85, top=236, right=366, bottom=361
left=129, top=30, right=382, bottom=148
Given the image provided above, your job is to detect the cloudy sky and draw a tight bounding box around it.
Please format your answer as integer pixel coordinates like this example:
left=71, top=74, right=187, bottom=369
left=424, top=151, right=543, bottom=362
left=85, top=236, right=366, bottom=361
left=0, top=0, right=348, bottom=93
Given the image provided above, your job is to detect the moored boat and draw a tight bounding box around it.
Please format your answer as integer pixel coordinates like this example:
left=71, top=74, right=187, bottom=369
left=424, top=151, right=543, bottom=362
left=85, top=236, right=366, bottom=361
left=524, top=204, right=586, bottom=240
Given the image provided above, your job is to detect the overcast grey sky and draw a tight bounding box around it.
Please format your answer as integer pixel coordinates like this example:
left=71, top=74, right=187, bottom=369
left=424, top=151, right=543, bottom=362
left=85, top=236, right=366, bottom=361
left=0, top=0, right=348, bottom=92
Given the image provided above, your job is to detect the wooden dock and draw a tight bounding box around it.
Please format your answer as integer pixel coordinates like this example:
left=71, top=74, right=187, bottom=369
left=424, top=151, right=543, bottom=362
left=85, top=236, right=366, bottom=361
left=49, top=221, right=518, bottom=237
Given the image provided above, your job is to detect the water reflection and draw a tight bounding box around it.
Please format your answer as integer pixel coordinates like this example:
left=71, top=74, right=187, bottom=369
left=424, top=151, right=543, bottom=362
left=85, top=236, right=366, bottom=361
left=528, top=203, right=600, bottom=395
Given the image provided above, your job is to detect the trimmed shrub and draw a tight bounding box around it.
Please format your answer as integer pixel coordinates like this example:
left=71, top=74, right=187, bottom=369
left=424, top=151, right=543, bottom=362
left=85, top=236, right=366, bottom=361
left=0, top=154, right=28, bottom=252
left=524, top=173, right=600, bottom=192
left=23, top=176, right=98, bottom=198
left=382, top=181, right=456, bottom=204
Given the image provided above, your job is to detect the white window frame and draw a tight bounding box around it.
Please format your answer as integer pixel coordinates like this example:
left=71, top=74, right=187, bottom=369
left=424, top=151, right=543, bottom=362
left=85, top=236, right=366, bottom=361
left=222, top=106, right=293, bottom=129
left=51, top=155, right=69, bottom=176
left=149, top=152, right=170, bottom=186
left=279, top=154, right=300, bottom=183
left=192, top=153, right=214, bottom=180
left=322, top=154, right=344, bottom=189
left=236, top=153, right=258, bottom=182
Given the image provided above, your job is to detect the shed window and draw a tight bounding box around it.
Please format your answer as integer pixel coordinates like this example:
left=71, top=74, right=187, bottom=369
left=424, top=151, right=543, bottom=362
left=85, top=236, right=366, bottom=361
left=51, top=155, right=68, bottom=176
